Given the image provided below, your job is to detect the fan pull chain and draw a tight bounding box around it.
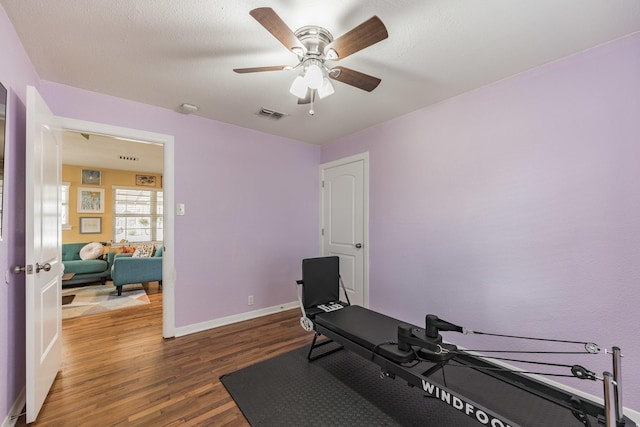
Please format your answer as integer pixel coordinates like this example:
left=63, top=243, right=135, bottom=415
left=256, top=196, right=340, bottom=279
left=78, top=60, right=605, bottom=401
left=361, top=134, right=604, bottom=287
left=309, top=90, right=315, bottom=115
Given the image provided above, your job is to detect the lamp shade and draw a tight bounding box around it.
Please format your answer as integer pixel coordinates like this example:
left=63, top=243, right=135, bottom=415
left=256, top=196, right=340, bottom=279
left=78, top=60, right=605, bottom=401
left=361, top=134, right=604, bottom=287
left=289, top=75, right=308, bottom=98
left=305, top=63, right=324, bottom=89
left=317, top=77, right=335, bottom=99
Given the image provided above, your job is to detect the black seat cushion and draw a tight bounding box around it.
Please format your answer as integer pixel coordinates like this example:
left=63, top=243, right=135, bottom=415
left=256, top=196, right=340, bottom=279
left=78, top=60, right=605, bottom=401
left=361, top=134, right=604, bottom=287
left=314, top=305, right=404, bottom=351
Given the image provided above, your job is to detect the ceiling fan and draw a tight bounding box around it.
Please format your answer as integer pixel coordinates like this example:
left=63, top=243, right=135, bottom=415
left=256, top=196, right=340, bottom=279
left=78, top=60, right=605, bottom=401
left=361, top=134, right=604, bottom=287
left=233, top=8, right=388, bottom=114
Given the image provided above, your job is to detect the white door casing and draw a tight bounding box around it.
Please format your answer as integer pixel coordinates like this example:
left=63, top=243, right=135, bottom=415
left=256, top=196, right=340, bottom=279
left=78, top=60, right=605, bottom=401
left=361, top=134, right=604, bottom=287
left=25, top=86, right=63, bottom=423
left=320, top=153, right=369, bottom=307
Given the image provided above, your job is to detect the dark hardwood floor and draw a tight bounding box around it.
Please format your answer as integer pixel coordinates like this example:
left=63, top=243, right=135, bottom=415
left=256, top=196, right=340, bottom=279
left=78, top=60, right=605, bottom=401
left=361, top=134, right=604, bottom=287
left=16, top=282, right=311, bottom=426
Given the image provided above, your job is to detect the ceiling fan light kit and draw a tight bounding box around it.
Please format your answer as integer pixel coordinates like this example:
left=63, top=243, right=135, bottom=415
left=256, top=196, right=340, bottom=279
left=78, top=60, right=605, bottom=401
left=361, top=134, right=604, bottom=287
left=234, top=7, right=388, bottom=116
left=289, top=58, right=335, bottom=100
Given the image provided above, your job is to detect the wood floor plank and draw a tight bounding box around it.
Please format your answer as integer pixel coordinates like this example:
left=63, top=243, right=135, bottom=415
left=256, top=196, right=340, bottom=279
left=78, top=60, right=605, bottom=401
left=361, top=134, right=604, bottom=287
left=16, top=282, right=310, bottom=426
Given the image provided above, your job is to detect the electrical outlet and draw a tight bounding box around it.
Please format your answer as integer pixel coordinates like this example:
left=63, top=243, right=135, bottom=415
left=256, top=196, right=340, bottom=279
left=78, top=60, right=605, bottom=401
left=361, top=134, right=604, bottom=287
left=248, top=295, right=254, bottom=306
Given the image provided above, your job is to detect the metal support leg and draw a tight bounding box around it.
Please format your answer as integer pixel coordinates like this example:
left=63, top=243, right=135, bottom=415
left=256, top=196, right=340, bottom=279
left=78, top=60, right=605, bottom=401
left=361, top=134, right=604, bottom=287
left=307, top=332, right=344, bottom=361
left=603, top=372, right=616, bottom=427
left=612, top=347, right=624, bottom=426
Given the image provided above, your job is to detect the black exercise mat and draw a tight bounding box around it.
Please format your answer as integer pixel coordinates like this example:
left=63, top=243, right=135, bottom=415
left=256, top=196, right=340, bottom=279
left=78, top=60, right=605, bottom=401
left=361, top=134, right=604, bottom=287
left=221, top=345, right=596, bottom=427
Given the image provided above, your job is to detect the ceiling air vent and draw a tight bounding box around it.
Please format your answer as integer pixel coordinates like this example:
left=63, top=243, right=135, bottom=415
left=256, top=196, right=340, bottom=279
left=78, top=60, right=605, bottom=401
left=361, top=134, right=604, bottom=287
left=256, top=107, right=287, bottom=120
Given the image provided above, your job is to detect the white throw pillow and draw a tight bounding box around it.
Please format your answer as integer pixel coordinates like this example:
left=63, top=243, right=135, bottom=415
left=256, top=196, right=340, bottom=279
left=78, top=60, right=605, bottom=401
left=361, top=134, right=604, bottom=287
left=132, top=243, right=155, bottom=258
left=79, top=242, right=104, bottom=260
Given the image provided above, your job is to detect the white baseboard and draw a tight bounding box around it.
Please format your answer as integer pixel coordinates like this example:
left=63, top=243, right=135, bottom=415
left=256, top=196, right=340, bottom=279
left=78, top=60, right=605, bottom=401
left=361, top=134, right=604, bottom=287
left=627, top=409, right=640, bottom=424
left=174, top=301, right=299, bottom=337
left=1, top=387, right=25, bottom=427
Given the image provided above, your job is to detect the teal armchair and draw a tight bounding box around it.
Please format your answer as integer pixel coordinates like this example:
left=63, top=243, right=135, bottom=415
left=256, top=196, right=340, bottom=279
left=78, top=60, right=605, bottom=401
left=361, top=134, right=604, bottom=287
left=111, top=245, right=163, bottom=296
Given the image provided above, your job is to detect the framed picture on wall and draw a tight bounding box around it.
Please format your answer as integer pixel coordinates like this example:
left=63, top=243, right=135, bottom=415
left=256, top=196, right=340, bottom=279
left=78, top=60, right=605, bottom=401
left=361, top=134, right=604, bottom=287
left=77, top=187, right=105, bottom=213
left=136, top=174, right=156, bottom=187
left=79, top=217, right=102, bottom=234
left=81, top=169, right=102, bottom=185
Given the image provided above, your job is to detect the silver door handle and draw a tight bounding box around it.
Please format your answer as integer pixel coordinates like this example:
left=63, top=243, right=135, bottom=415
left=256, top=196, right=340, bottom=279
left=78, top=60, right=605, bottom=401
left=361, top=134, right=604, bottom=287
left=36, top=262, right=52, bottom=273
left=355, top=243, right=362, bottom=249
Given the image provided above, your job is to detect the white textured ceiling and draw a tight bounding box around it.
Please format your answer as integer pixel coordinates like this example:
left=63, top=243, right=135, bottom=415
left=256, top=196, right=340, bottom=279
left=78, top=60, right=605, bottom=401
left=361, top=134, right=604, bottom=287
left=2, top=0, right=639, bottom=145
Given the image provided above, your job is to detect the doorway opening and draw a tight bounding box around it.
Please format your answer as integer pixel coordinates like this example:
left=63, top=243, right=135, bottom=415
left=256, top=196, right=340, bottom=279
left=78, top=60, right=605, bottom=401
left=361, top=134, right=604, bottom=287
left=58, top=117, right=175, bottom=337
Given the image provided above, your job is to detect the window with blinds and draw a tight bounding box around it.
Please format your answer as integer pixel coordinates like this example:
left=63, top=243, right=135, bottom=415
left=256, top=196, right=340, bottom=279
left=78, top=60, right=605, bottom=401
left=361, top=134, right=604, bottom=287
left=113, top=187, right=163, bottom=242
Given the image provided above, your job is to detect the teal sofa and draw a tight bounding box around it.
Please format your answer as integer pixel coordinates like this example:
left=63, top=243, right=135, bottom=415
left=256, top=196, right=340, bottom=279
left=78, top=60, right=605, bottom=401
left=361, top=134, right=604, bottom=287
left=62, top=242, right=114, bottom=287
left=111, top=245, right=163, bottom=296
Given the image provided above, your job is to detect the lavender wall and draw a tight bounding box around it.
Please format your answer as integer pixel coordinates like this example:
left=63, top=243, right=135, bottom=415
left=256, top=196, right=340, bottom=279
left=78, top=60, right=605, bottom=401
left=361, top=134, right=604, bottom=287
left=39, top=81, right=321, bottom=327
left=3, top=0, right=638, bottom=420
left=1, top=3, right=320, bottom=420
left=0, top=4, right=40, bottom=421
left=321, top=33, right=640, bottom=410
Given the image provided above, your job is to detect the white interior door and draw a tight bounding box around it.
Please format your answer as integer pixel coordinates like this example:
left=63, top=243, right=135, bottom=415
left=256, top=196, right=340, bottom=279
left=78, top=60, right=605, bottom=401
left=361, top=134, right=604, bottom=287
left=25, top=86, right=63, bottom=423
left=321, top=153, right=368, bottom=306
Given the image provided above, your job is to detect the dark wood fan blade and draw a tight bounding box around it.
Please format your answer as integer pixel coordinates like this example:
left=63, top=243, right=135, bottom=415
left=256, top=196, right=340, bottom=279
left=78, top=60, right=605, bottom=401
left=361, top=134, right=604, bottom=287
left=324, top=16, right=388, bottom=60
left=329, top=66, right=381, bottom=92
left=250, top=8, right=306, bottom=53
left=233, top=65, right=289, bottom=73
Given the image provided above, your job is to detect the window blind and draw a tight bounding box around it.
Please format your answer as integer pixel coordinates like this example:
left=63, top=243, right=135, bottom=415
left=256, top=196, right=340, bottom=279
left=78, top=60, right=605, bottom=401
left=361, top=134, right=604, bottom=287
left=113, top=187, right=163, bottom=242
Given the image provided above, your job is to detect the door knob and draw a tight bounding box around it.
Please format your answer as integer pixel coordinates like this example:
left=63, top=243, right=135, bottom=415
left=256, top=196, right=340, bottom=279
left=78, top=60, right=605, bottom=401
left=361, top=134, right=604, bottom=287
left=14, top=265, right=34, bottom=274
left=36, top=262, right=52, bottom=273
left=355, top=243, right=362, bottom=249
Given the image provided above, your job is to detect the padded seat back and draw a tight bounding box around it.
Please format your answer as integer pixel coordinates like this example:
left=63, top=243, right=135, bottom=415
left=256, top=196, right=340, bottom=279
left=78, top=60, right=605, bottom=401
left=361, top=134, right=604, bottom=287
left=62, top=243, right=85, bottom=261
left=301, top=256, right=340, bottom=309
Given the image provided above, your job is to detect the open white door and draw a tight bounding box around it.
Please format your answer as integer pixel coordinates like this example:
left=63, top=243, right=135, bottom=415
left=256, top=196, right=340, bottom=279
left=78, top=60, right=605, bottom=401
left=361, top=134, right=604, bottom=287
left=320, top=153, right=369, bottom=307
left=24, top=86, right=63, bottom=423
